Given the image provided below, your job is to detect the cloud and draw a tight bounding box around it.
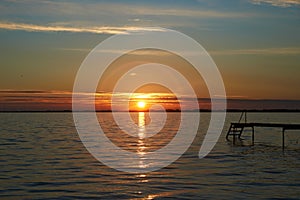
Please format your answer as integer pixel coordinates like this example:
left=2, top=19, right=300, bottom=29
left=132, top=8, right=250, bottom=18
left=1, top=1, right=256, bottom=19
left=211, top=47, right=300, bottom=55
left=0, top=1, right=266, bottom=32
left=60, top=47, right=300, bottom=57
left=250, top=0, right=300, bottom=7
left=0, top=22, right=165, bottom=34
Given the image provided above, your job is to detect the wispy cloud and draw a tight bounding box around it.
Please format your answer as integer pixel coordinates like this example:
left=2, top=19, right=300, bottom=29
left=250, top=0, right=300, bottom=7
left=211, top=47, right=300, bottom=55
left=59, top=48, right=92, bottom=52
left=59, top=48, right=176, bottom=57
left=59, top=47, right=300, bottom=56
left=0, top=22, right=164, bottom=34
left=0, top=1, right=258, bottom=19
left=132, top=8, right=251, bottom=18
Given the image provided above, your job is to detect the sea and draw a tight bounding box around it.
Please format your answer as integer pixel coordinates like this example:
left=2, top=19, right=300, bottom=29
left=1, top=112, right=299, bottom=199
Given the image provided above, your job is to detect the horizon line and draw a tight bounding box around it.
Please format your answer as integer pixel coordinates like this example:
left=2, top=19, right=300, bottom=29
left=1, top=109, right=300, bottom=113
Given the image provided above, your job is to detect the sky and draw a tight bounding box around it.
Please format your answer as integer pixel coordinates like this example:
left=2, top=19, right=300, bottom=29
left=0, top=0, right=299, bottom=111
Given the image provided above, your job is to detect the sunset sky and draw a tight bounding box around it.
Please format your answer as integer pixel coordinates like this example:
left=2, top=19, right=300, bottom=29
left=0, top=0, right=299, bottom=111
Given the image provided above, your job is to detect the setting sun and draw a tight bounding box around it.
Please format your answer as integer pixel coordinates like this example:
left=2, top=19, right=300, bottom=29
left=137, top=101, right=146, bottom=109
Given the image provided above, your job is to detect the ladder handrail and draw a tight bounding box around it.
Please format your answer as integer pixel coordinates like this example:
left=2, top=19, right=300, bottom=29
left=238, top=111, right=247, bottom=123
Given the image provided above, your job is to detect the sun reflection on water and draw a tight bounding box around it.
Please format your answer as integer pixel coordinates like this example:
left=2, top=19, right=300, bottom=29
left=137, top=112, right=148, bottom=168
left=138, top=112, right=145, bottom=139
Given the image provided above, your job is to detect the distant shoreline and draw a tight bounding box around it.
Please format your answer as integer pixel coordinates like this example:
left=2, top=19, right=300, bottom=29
left=1, top=109, right=300, bottom=113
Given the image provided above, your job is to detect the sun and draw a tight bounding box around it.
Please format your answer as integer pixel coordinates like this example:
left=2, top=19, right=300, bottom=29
left=137, top=101, right=146, bottom=109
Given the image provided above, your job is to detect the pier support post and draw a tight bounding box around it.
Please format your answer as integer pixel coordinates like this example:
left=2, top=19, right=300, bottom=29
left=282, top=128, right=285, bottom=150
left=233, top=132, right=236, bottom=144
left=252, top=126, right=255, bottom=146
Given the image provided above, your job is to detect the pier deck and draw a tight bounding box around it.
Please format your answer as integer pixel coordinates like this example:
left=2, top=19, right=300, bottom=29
left=226, top=122, right=300, bottom=149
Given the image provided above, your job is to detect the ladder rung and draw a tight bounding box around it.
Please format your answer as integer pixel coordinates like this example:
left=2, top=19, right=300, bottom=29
left=229, top=132, right=242, bottom=134
left=234, top=126, right=244, bottom=129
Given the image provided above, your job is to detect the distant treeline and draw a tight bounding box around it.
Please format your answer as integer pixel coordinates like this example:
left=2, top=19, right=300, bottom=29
left=1, top=109, right=300, bottom=113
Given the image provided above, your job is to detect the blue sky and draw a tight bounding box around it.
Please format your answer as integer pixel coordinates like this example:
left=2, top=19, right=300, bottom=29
left=0, top=0, right=299, bottom=103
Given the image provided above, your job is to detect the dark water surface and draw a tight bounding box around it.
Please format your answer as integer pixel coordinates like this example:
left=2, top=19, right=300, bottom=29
left=1, top=112, right=299, bottom=199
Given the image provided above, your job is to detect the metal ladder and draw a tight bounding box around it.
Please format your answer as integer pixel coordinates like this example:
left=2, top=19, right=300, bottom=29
left=226, top=111, right=247, bottom=140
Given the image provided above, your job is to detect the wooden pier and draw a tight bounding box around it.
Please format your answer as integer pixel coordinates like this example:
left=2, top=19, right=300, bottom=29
left=226, top=112, right=300, bottom=149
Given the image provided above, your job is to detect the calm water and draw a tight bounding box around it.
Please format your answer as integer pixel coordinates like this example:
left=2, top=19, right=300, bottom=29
left=1, top=112, right=300, bottom=199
